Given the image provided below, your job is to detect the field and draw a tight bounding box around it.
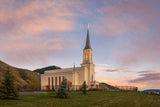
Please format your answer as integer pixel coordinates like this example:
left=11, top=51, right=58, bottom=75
left=0, top=91, right=160, bottom=107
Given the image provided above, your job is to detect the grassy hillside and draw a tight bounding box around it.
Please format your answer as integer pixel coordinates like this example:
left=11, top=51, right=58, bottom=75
left=99, top=82, right=119, bottom=90
left=0, top=60, right=40, bottom=91
left=34, top=65, right=61, bottom=74
left=0, top=91, right=160, bottom=107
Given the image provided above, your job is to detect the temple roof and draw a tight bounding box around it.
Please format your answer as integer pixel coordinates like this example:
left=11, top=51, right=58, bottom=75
left=44, top=67, right=86, bottom=75
left=84, top=22, right=92, bottom=49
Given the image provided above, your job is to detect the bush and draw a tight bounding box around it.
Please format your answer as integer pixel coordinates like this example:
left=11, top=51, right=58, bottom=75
left=0, top=68, right=19, bottom=100
left=56, top=78, right=70, bottom=98
left=82, top=81, right=87, bottom=94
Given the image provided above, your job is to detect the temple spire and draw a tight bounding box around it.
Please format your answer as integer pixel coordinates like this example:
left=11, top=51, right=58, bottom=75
left=84, top=22, right=91, bottom=49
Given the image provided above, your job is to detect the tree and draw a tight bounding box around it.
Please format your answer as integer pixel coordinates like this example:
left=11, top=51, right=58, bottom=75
left=56, top=78, right=70, bottom=98
left=0, top=68, right=19, bottom=100
left=82, top=81, right=87, bottom=94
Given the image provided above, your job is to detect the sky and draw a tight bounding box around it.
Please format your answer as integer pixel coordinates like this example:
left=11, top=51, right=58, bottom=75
left=0, top=0, right=160, bottom=90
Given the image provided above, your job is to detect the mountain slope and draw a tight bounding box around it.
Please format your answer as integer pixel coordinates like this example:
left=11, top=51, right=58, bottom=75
left=0, top=60, right=40, bottom=91
left=34, top=65, right=61, bottom=74
left=99, top=83, right=119, bottom=90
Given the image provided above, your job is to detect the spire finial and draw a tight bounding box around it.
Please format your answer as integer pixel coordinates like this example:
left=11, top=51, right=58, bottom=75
left=87, top=22, right=89, bottom=30
left=84, top=22, right=91, bottom=49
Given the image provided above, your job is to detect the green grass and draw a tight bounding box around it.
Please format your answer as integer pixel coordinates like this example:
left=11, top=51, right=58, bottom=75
left=0, top=91, right=160, bottom=107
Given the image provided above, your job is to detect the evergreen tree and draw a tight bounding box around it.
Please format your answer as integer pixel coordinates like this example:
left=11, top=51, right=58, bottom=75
left=82, top=81, right=87, bottom=94
left=0, top=68, right=19, bottom=100
left=56, top=78, right=70, bottom=98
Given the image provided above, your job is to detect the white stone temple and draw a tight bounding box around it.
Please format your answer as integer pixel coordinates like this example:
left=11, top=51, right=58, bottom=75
left=41, top=23, right=99, bottom=90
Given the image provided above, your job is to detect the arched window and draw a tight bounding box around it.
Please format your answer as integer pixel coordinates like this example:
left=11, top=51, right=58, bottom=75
left=92, top=75, right=93, bottom=82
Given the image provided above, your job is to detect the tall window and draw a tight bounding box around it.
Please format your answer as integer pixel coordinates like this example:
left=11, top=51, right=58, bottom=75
left=92, top=75, right=93, bottom=82
left=85, top=54, right=88, bottom=60
left=48, top=77, right=50, bottom=86
left=59, top=76, right=61, bottom=85
left=55, top=77, right=57, bottom=87
left=52, top=77, right=54, bottom=88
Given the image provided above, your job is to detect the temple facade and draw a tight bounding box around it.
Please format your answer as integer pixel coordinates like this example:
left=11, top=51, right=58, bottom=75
left=41, top=23, right=99, bottom=90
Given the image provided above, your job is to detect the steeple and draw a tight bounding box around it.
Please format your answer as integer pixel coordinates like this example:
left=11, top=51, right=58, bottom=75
left=81, top=22, right=95, bottom=86
left=84, top=22, right=91, bottom=49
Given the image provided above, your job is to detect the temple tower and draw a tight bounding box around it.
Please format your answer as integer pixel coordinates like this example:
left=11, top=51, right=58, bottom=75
left=81, top=22, right=95, bottom=87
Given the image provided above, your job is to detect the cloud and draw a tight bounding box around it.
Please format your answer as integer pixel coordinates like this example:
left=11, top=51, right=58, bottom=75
left=96, top=63, right=135, bottom=73
left=138, top=70, right=156, bottom=74
left=0, top=0, right=84, bottom=36
left=105, top=68, right=134, bottom=72
left=96, top=64, right=111, bottom=67
left=115, top=34, right=160, bottom=65
left=96, top=64, right=160, bottom=90
left=0, top=0, right=85, bottom=67
left=96, top=0, right=160, bottom=36
left=1, top=35, right=65, bottom=65
left=105, top=69, right=120, bottom=72
left=129, top=72, right=160, bottom=83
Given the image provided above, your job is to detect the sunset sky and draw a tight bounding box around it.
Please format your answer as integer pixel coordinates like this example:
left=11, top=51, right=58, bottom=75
left=0, top=0, right=160, bottom=90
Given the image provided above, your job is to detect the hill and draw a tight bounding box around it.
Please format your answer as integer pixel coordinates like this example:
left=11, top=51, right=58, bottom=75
left=99, top=82, right=119, bottom=90
left=0, top=60, right=40, bottom=91
left=34, top=65, right=61, bottom=74
left=142, top=89, right=160, bottom=93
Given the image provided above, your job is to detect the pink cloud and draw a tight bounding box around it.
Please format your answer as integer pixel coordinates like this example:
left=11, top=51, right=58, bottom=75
left=115, top=34, right=160, bottom=65
left=96, top=0, right=160, bottom=35
left=96, top=64, right=160, bottom=90
left=0, top=35, right=65, bottom=66
left=0, top=0, right=86, bottom=67
left=0, top=0, right=84, bottom=36
left=138, top=70, right=156, bottom=74
left=129, top=72, right=160, bottom=83
left=105, top=68, right=134, bottom=72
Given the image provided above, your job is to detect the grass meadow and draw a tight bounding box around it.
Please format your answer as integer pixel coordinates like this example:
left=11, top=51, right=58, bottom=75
left=0, top=91, right=160, bottom=107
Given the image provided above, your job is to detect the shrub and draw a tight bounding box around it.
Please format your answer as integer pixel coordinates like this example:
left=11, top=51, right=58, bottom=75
left=82, top=81, right=87, bottom=94
left=56, top=78, right=70, bottom=98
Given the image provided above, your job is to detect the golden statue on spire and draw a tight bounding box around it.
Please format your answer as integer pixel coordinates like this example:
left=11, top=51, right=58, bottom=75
left=87, top=22, right=89, bottom=30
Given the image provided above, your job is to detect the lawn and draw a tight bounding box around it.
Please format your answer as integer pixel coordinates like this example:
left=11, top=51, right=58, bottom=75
left=0, top=91, right=160, bottom=107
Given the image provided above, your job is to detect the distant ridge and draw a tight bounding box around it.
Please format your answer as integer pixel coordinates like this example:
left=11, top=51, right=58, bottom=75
left=99, top=82, right=119, bottom=90
left=142, top=89, right=160, bottom=93
left=34, top=65, right=61, bottom=74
